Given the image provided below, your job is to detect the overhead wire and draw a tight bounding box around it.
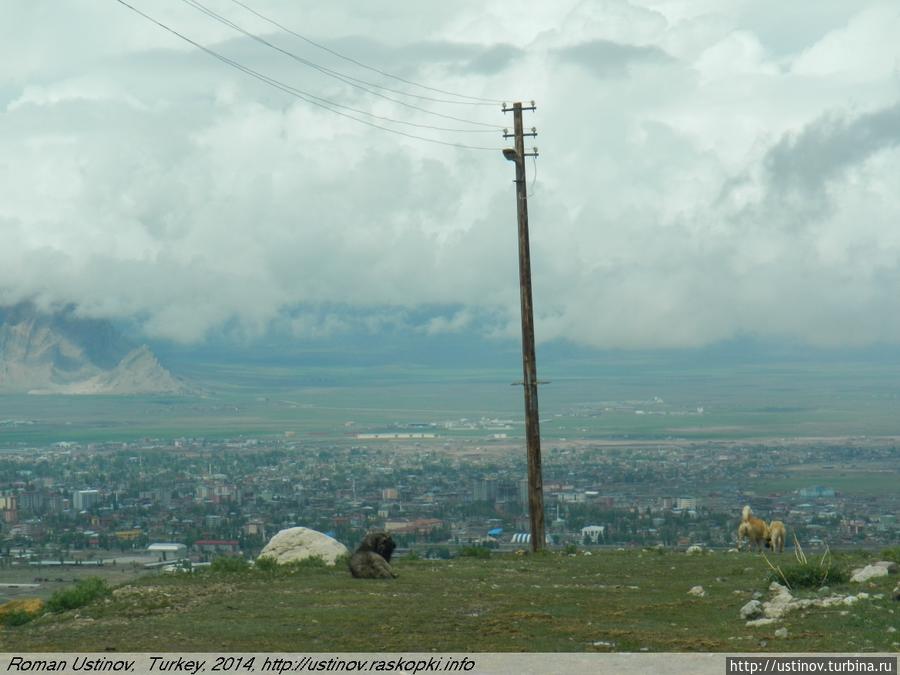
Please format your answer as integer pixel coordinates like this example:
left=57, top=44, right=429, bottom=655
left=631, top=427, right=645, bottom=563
left=226, top=0, right=505, bottom=106
left=180, top=0, right=503, bottom=131
left=114, top=0, right=502, bottom=150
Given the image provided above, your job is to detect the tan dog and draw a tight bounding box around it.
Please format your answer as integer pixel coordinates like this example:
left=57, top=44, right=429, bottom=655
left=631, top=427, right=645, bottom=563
left=766, top=520, right=786, bottom=553
left=738, top=505, right=767, bottom=551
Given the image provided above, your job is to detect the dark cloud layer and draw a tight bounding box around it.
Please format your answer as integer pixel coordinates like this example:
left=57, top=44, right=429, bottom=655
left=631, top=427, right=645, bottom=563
left=553, top=39, right=671, bottom=77
left=766, top=103, right=900, bottom=195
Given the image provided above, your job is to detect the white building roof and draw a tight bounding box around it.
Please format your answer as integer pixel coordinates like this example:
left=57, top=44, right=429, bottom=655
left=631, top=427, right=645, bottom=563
left=148, top=543, right=186, bottom=552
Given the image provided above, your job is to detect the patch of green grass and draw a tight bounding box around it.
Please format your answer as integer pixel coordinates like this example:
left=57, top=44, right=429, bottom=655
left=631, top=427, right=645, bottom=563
left=4, top=550, right=895, bottom=653
left=252, top=555, right=338, bottom=576
left=458, top=546, right=491, bottom=559
left=209, top=557, right=251, bottom=574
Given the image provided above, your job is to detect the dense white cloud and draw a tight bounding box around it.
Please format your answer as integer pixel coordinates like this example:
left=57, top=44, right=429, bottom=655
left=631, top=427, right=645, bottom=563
left=2, top=0, right=900, bottom=348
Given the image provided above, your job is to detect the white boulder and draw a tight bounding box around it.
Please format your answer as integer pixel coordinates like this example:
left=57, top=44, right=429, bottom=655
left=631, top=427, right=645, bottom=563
left=686, top=545, right=703, bottom=555
left=258, top=527, right=349, bottom=566
left=850, top=565, right=889, bottom=583
left=746, top=618, right=776, bottom=627
left=688, top=585, right=706, bottom=597
left=763, top=585, right=794, bottom=619
left=740, top=600, right=763, bottom=620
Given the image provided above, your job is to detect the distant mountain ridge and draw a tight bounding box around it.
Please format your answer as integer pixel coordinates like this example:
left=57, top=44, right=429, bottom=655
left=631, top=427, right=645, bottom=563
left=0, top=303, right=187, bottom=395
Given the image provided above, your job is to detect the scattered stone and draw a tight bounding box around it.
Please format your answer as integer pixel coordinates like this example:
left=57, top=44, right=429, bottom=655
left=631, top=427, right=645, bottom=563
left=887, top=627, right=897, bottom=634
left=843, top=595, right=860, bottom=606
left=686, top=545, right=703, bottom=555
left=257, top=526, right=349, bottom=566
left=763, top=585, right=794, bottom=619
left=753, top=591, right=763, bottom=600
left=774, top=628, right=788, bottom=639
left=688, top=585, right=706, bottom=597
left=747, top=618, right=776, bottom=627
left=727, top=548, right=739, bottom=553
left=741, top=600, right=763, bottom=620
left=857, top=592, right=870, bottom=600
left=818, top=586, right=830, bottom=595
left=873, top=561, right=899, bottom=574
left=850, top=565, right=890, bottom=583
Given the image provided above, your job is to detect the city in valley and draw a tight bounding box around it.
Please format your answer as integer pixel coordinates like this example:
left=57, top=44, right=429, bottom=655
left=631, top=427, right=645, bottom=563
left=1, top=418, right=897, bottom=597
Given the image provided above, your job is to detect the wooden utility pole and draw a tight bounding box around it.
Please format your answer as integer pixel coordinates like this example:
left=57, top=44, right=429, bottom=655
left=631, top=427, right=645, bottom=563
left=502, top=101, right=544, bottom=552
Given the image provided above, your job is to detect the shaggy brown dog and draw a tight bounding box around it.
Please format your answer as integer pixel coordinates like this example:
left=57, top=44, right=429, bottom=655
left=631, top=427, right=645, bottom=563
left=349, top=532, right=397, bottom=579
left=738, top=505, right=768, bottom=551
left=766, top=520, right=786, bottom=553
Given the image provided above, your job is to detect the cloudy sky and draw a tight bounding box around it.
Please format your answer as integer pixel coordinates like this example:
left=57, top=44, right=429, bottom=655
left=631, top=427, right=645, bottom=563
left=2, top=0, right=900, bottom=351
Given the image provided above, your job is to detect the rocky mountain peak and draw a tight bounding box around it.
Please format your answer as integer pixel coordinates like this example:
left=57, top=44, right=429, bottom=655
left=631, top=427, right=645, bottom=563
left=0, top=302, right=187, bottom=395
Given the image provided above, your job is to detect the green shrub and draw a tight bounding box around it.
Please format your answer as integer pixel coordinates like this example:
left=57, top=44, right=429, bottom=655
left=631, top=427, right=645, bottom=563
left=458, top=546, right=491, bottom=559
left=767, top=553, right=849, bottom=590
left=563, top=544, right=578, bottom=555
left=405, top=549, right=421, bottom=561
left=280, top=555, right=329, bottom=572
left=254, top=556, right=279, bottom=573
left=209, top=556, right=250, bottom=574
left=0, top=609, right=38, bottom=626
left=46, top=577, right=111, bottom=613
left=880, top=547, right=900, bottom=564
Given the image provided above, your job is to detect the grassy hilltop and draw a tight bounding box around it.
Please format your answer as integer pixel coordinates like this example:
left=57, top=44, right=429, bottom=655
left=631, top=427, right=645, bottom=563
left=2, top=549, right=898, bottom=653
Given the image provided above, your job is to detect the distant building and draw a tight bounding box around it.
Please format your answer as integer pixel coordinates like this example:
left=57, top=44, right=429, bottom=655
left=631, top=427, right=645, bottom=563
left=243, top=519, right=266, bottom=538
left=510, top=532, right=552, bottom=545
left=581, top=525, right=605, bottom=544
left=148, top=542, right=188, bottom=561
left=676, top=497, right=698, bottom=511
left=473, top=478, right=498, bottom=502
left=194, top=539, right=240, bottom=555
left=384, top=518, right=443, bottom=535
left=799, top=486, right=835, bottom=498
left=73, top=489, right=101, bottom=511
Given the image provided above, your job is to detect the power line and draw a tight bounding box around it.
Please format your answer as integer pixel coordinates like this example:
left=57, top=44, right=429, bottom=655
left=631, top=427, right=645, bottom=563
left=180, top=0, right=503, bottom=131
left=227, top=0, right=505, bottom=106
left=114, top=0, right=501, bottom=150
